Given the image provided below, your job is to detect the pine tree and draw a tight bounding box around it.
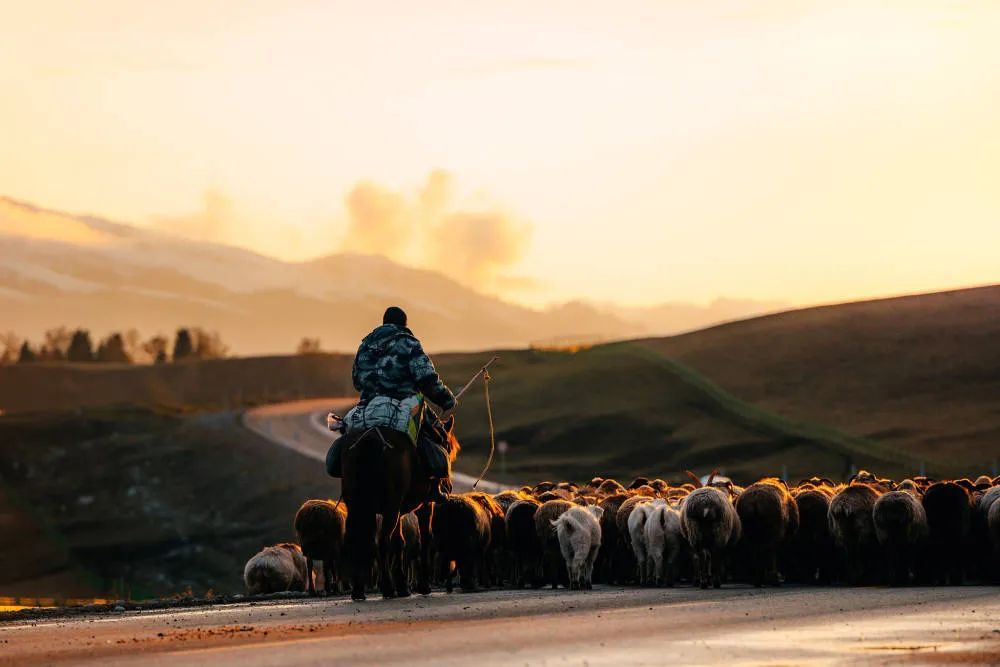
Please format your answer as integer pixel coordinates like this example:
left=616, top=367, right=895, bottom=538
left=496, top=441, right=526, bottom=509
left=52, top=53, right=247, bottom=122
left=173, top=328, right=194, bottom=361
left=66, top=329, right=95, bottom=362
left=17, top=341, right=36, bottom=363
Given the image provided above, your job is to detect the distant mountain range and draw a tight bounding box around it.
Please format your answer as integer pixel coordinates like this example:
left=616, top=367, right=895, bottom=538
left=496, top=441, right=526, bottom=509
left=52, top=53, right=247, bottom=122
left=0, top=196, right=783, bottom=353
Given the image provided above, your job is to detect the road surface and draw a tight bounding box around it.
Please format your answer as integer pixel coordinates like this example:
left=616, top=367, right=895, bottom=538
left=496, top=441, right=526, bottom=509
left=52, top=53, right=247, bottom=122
left=2, top=585, right=999, bottom=665
left=241, top=398, right=507, bottom=492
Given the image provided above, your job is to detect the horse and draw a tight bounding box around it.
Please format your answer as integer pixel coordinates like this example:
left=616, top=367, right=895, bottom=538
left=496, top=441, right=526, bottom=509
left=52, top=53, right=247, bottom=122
left=340, top=412, right=460, bottom=600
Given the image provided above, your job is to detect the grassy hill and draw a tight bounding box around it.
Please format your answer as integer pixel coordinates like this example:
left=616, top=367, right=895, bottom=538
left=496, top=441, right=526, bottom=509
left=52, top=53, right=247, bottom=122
left=635, top=284, right=1000, bottom=471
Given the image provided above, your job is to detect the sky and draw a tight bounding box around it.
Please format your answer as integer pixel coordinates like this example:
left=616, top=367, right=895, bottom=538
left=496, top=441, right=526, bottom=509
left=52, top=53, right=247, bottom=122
left=3, top=0, right=1000, bottom=308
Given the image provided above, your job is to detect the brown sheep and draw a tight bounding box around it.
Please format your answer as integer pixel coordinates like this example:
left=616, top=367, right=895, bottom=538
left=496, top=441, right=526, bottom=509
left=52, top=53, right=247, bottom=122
left=244, top=543, right=310, bottom=595
left=922, top=481, right=973, bottom=585
left=735, top=478, right=799, bottom=587
left=873, top=487, right=927, bottom=585
left=432, top=495, right=492, bottom=592
left=680, top=487, right=741, bottom=589
left=828, top=483, right=882, bottom=584
left=595, top=492, right=630, bottom=584
left=465, top=491, right=507, bottom=587
left=786, top=487, right=834, bottom=584
left=597, top=479, right=626, bottom=497
left=293, top=499, right=347, bottom=595
left=505, top=498, right=542, bottom=588
left=534, top=499, right=575, bottom=588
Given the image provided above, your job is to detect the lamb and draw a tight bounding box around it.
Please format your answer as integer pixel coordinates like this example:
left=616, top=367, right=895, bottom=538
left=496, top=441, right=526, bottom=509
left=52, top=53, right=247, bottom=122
left=735, top=478, right=799, bottom=587
left=243, top=543, right=310, bottom=595
left=505, top=498, right=542, bottom=588
left=534, top=499, right=575, bottom=588
left=873, top=487, right=927, bottom=585
left=680, top=487, right=741, bottom=589
left=551, top=505, right=604, bottom=589
left=828, top=483, right=882, bottom=584
left=922, top=481, right=973, bottom=585
left=293, top=499, right=347, bottom=595
left=432, top=495, right=492, bottom=592
left=628, top=499, right=660, bottom=585
left=644, top=501, right=685, bottom=586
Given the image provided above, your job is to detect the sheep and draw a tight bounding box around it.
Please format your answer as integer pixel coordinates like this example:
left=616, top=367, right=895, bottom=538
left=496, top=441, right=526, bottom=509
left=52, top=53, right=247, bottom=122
left=628, top=499, right=659, bottom=585
left=680, top=487, right=741, bottom=589
left=244, top=543, right=310, bottom=595
left=922, top=481, right=973, bottom=585
left=505, top=498, right=542, bottom=588
left=828, top=483, right=882, bottom=585
left=735, top=478, right=799, bottom=587
left=644, top=501, right=685, bottom=586
left=551, top=505, right=604, bottom=589
left=786, top=486, right=834, bottom=584
left=432, top=494, right=492, bottom=592
left=597, top=478, right=626, bottom=497
left=293, top=499, right=347, bottom=595
left=465, top=491, right=507, bottom=587
left=595, top=492, right=630, bottom=584
left=988, top=498, right=1000, bottom=576
left=400, top=512, right=422, bottom=590
left=534, top=499, right=575, bottom=588
left=973, top=486, right=1000, bottom=579
left=873, top=487, right=927, bottom=585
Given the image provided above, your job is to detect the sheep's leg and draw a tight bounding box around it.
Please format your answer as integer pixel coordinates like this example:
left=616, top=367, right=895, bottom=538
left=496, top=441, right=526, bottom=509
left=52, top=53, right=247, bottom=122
left=306, top=557, right=317, bottom=596
left=322, top=559, right=333, bottom=595
left=585, top=544, right=600, bottom=589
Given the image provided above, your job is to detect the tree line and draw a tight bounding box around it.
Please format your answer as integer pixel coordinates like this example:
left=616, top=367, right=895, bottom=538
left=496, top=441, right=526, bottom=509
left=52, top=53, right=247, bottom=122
left=0, top=327, right=229, bottom=365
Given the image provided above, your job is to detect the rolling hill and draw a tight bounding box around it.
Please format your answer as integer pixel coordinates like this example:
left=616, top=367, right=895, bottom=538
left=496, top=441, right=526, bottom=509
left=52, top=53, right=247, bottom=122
left=636, top=284, right=1000, bottom=469
left=0, top=196, right=779, bottom=354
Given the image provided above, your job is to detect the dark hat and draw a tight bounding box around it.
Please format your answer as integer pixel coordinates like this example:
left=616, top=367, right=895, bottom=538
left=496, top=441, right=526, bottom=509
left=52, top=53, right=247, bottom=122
left=383, top=306, right=407, bottom=327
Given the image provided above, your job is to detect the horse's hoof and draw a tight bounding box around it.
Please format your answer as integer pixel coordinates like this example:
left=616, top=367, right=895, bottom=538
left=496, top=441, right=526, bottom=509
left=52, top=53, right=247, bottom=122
left=396, top=587, right=412, bottom=598
left=351, top=591, right=366, bottom=602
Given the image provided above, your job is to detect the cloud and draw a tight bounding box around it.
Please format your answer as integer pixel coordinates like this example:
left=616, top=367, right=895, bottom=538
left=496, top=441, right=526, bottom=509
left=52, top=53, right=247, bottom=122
left=152, top=188, right=236, bottom=245
left=339, top=170, right=532, bottom=290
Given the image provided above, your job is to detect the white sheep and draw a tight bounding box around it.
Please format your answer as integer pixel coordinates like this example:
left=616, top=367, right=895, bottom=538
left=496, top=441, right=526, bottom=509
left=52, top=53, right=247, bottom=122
left=551, top=505, right=604, bottom=589
left=645, top=501, right=684, bottom=587
left=628, top=499, right=662, bottom=585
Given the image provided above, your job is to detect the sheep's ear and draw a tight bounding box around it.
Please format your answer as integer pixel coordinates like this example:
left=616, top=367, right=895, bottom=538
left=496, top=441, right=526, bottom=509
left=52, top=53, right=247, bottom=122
left=685, top=470, right=702, bottom=488
left=706, top=468, right=720, bottom=487
left=443, top=415, right=455, bottom=433
left=591, top=506, right=604, bottom=520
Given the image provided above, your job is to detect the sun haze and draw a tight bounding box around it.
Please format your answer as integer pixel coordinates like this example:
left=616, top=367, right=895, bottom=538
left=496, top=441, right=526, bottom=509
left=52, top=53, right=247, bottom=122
left=3, top=1, right=999, bottom=307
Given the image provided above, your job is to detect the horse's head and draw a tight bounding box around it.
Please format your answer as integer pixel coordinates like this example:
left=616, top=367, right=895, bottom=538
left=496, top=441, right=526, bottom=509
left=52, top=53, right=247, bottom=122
left=424, top=413, right=461, bottom=463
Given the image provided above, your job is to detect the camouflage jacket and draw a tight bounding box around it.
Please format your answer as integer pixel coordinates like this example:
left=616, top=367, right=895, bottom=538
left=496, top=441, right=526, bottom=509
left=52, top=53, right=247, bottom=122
left=351, top=324, right=456, bottom=410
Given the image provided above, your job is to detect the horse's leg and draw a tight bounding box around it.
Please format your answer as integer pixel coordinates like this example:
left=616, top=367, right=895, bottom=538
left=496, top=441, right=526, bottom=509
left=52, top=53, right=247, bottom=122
left=390, top=515, right=411, bottom=597
left=346, top=505, right=376, bottom=601
left=415, top=503, right=433, bottom=595
left=306, top=557, right=316, bottom=596
left=379, top=511, right=401, bottom=599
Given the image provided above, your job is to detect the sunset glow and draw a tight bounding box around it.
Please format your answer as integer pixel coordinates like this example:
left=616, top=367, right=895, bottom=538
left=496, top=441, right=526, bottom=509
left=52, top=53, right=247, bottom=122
left=3, top=1, right=999, bottom=307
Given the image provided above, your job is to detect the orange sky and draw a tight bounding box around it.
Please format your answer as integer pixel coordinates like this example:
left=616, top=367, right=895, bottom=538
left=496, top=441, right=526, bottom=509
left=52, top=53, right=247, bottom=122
left=3, top=1, right=999, bottom=307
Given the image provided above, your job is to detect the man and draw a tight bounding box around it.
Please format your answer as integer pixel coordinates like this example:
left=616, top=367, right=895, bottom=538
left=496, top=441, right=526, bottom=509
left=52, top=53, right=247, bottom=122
left=326, top=306, right=457, bottom=500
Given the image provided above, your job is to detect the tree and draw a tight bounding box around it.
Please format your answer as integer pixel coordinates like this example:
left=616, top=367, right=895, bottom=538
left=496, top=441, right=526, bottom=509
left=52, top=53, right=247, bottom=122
left=173, top=328, right=194, bottom=361
left=17, top=341, right=36, bottom=363
left=96, top=332, right=131, bottom=363
left=192, top=328, right=228, bottom=360
left=143, top=335, right=169, bottom=364
left=0, top=332, right=21, bottom=364
left=297, top=337, right=322, bottom=355
left=122, top=328, right=144, bottom=363
left=42, top=326, right=71, bottom=361
left=66, top=329, right=95, bottom=362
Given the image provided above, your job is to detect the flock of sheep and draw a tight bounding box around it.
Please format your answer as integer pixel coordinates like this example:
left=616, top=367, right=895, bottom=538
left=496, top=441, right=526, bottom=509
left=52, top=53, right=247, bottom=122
left=244, top=470, right=1000, bottom=596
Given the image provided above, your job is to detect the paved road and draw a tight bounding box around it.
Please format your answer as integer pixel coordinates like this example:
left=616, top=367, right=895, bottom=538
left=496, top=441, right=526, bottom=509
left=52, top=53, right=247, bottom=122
left=2, top=586, right=998, bottom=665
left=241, top=398, right=507, bottom=492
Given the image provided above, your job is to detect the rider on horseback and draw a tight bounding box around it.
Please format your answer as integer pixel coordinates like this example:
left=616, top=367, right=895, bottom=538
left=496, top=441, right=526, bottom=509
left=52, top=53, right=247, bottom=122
left=327, top=306, right=457, bottom=502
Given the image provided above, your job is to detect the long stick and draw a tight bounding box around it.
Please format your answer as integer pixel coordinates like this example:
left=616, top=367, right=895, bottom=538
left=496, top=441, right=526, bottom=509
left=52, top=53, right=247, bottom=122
left=452, top=356, right=499, bottom=404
